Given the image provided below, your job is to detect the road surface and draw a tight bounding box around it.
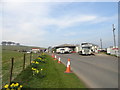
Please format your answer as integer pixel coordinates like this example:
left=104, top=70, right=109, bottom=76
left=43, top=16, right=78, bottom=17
left=51, top=53, right=118, bottom=88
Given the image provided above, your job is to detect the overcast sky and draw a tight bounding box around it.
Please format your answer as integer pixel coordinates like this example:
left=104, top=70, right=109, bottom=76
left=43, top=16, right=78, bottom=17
left=1, top=0, right=118, bottom=48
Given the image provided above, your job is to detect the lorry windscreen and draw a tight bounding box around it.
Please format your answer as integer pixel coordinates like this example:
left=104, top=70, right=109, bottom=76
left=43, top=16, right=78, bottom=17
left=82, top=47, right=91, bottom=49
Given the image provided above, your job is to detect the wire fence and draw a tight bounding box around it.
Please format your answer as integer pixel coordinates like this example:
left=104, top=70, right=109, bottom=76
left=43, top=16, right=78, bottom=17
left=2, top=52, right=40, bottom=87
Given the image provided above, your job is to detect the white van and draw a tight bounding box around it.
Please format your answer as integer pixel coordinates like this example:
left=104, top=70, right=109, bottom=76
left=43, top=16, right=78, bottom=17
left=56, top=47, right=72, bottom=54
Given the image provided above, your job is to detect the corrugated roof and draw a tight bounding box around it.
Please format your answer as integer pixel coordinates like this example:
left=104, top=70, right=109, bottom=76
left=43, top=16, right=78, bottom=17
left=54, top=44, right=76, bottom=48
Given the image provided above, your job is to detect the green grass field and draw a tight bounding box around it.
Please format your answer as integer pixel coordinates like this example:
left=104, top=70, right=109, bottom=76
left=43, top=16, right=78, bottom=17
left=2, top=45, right=45, bottom=51
left=2, top=45, right=41, bottom=86
left=13, top=54, right=86, bottom=88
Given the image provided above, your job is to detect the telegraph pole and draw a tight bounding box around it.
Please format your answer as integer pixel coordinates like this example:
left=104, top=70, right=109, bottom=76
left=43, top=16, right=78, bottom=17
left=100, top=38, right=102, bottom=49
left=112, top=24, right=117, bottom=56
left=112, top=24, right=116, bottom=48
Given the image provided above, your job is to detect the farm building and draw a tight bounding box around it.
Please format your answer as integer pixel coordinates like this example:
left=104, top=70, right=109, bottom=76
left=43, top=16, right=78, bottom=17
left=31, top=48, right=40, bottom=53
left=53, top=44, right=78, bottom=53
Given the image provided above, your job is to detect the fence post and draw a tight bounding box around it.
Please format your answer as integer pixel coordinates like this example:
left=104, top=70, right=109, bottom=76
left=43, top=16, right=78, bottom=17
left=23, top=54, right=26, bottom=70
left=9, top=57, right=14, bottom=84
left=30, top=52, right=32, bottom=65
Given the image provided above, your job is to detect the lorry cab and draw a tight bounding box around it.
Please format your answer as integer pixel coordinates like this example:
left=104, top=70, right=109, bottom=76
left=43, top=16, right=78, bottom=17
left=81, top=46, right=92, bottom=55
left=79, top=43, right=92, bottom=55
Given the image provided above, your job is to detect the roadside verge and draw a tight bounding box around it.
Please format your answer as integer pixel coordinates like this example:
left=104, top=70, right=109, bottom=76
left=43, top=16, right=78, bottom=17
left=12, top=54, right=86, bottom=88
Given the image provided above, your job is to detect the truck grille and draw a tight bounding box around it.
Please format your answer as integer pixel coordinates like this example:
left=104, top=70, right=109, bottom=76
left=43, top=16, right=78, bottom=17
left=84, top=49, right=89, bottom=54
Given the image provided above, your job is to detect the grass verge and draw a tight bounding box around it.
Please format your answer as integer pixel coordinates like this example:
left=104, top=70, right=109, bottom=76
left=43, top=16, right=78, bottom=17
left=13, top=54, right=86, bottom=88
left=2, top=49, right=39, bottom=86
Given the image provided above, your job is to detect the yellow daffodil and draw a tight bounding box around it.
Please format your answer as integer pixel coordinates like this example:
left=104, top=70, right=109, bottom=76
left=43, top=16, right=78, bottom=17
left=20, top=85, right=23, bottom=88
left=10, top=83, right=14, bottom=87
left=32, top=68, right=36, bottom=71
left=31, top=61, right=35, bottom=63
left=4, top=84, right=9, bottom=88
left=41, top=69, right=43, bottom=71
left=36, top=70, right=39, bottom=73
left=38, top=57, right=41, bottom=60
left=36, top=61, right=39, bottom=64
left=14, top=83, right=19, bottom=87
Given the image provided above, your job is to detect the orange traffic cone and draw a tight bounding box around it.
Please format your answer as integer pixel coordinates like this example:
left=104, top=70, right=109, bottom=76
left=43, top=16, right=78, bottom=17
left=52, top=54, right=54, bottom=58
left=64, top=58, right=72, bottom=73
left=53, top=54, right=55, bottom=58
left=54, top=55, right=57, bottom=60
left=58, top=57, right=61, bottom=63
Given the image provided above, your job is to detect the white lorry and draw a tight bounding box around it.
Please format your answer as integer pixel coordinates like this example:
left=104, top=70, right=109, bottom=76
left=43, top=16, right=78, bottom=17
left=78, top=43, right=92, bottom=55
left=56, top=47, right=72, bottom=54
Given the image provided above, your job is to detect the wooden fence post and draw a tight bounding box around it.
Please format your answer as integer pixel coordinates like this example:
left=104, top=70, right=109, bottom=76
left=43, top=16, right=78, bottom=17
left=23, top=54, right=26, bottom=70
left=30, top=52, right=32, bottom=65
left=9, top=57, right=14, bottom=84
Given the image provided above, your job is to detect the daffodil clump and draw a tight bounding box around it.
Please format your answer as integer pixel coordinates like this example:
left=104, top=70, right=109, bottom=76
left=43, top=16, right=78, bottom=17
left=31, top=54, right=46, bottom=76
left=37, top=57, right=45, bottom=63
left=31, top=61, right=40, bottom=75
left=39, top=53, right=47, bottom=59
left=31, top=67, right=43, bottom=76
left=31, top=60, right=39, bottom=68
left=38, top=53, right=47, bottom=63
left=3, top=82, right=22, bottom=90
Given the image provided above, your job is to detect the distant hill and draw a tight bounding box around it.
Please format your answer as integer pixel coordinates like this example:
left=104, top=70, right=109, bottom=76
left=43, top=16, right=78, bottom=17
left=2, top=45, right=45, bottom=51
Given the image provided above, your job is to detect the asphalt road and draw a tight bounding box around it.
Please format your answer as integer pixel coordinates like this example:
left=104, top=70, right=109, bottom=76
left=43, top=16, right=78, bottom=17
left=51, top=53, right=118, bottom=88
